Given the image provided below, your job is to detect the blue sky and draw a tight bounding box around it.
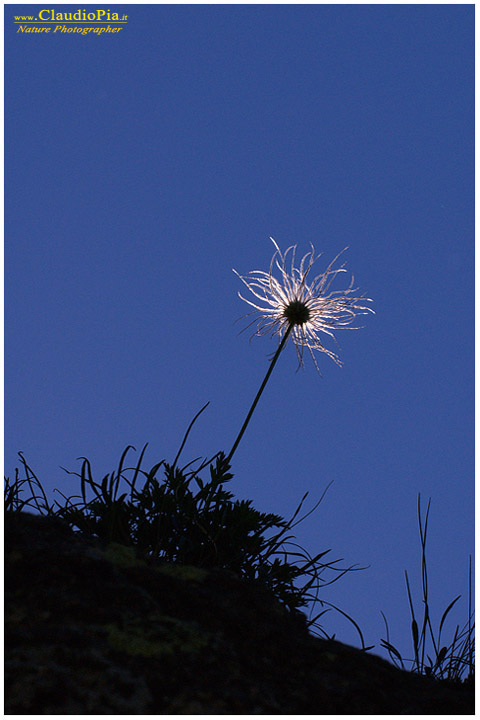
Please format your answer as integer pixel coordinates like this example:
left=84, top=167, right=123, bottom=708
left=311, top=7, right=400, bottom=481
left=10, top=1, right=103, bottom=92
left=5, top=4, right=474, bottom=659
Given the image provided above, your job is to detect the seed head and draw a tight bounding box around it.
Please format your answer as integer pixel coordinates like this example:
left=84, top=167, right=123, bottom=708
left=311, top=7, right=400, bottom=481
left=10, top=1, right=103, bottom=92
left=233, top=238, right=374, bottom=373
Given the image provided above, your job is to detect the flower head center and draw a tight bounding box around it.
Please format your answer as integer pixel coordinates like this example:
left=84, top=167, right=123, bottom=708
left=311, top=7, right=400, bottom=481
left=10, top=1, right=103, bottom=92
left=283, top=299, right=311, bottom=326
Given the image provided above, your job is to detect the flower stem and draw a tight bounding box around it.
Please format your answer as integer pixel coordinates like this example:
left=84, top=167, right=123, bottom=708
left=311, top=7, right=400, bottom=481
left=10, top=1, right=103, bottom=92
left=227, top=323, right=294, bottom=463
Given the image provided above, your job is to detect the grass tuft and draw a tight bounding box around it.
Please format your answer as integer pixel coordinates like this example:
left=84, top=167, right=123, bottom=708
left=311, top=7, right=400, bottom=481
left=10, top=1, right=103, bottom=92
left=380, top=495, right=474, bottom=683
left=4, top=412, right=366, bottom=646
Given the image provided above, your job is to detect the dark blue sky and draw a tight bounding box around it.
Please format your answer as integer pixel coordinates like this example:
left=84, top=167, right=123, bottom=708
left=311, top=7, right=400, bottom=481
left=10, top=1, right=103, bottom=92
left=6, top=4, right=474, bottom=659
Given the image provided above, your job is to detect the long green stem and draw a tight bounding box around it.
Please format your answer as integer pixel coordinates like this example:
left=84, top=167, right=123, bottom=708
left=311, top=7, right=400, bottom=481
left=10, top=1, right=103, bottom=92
left=227, top=323, right=293, bottom=463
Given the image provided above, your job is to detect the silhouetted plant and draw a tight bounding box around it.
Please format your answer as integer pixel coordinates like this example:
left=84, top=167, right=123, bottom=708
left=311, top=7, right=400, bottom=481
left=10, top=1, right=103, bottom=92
left=4, top=452, right=55, bottom=516
left=381, top=495, right=474, bottom=683
left=4, top=414, right=365, bottom=645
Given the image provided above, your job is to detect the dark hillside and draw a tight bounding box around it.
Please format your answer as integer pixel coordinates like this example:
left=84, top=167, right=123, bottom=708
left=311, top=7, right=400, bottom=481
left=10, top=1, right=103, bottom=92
left=5, top=512, right=474, bottom=714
